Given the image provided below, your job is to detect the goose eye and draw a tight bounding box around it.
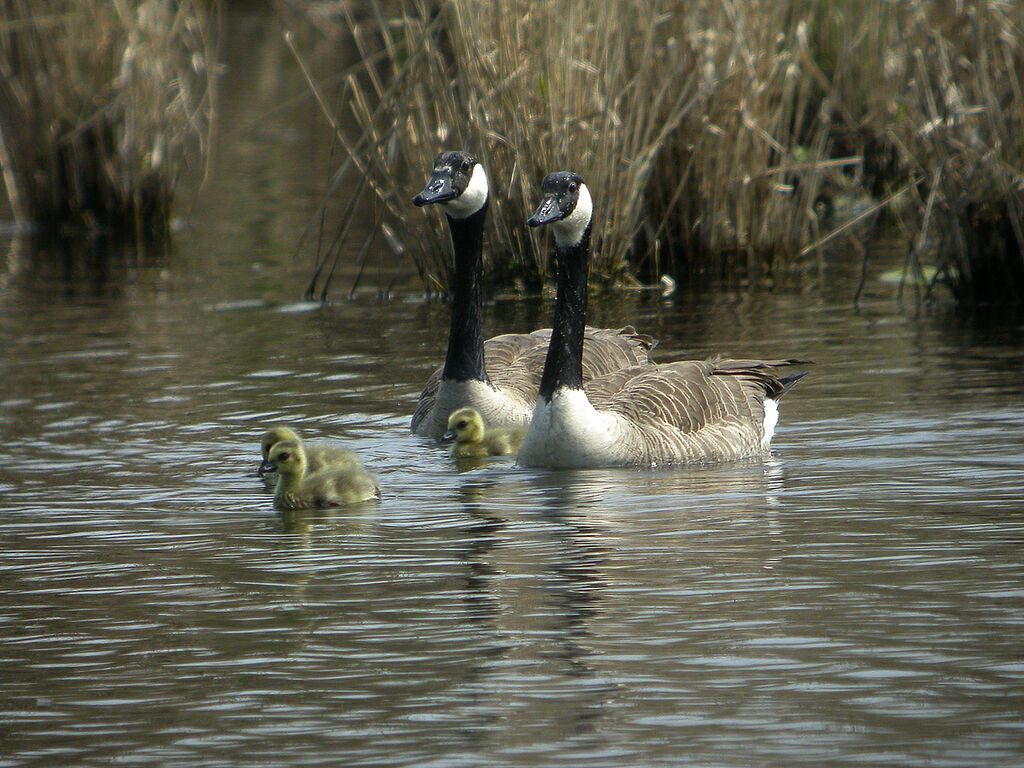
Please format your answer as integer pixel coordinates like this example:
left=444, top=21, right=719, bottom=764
left=568, top=181, right=578, bottom=193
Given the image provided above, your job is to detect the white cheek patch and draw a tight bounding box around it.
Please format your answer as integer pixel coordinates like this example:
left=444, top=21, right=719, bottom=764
left=442, top=163, right=489, bottom=219
left=553, top=183, right=593, bottom=248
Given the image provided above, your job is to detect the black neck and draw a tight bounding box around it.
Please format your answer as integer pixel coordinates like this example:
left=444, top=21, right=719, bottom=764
left=442, top=201, right=490, bottom=383
left=538, top=225, right=592, bottom=401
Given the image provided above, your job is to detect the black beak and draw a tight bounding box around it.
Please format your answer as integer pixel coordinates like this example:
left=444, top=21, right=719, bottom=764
left=257, top=458, right=277, bottom=478
left=413, top=171, right=459, bottom=206
left=527, top=193, right=565, bottom=227
left=441, top=429, right=456, bottom=444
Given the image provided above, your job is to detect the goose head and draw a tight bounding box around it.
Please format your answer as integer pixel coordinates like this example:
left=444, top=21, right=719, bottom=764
left=265, top=440, right=307, bottom=479
left=413, top=151, right=489, bottom=219
left=527, top=171, right=593, bottom=248
left=443, top=407, right=486, bottom=445
left=258, top=426, right=301, bottom=477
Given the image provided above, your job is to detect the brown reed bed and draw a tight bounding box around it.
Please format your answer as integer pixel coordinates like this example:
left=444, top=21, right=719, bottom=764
left=0, top=0, right=217, bottom=239
left=300, top=0, right=1024, bottom=305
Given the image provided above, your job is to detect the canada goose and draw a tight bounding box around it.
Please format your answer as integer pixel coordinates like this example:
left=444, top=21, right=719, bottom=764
left=517, top=171, right=808, bottom=469
left=444, top=407, right=527, bottom=458
left=265, top=440, right=379, bottom=509
left=410, top=150, right=656, bottom=439
left=257, top=426, right=363, bottom=486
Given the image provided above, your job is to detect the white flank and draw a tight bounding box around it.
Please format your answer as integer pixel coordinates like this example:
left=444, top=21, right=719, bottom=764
left=551, top=183, right=593, bottom=248
left=761, top=398, right=779, bottom=449
left=442, top=163, right=489, bottom=219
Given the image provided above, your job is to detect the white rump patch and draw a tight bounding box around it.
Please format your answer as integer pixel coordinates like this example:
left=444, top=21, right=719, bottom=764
left=442, top=163, right=489, bottom=219
left=552, top=183, right=593, bottom=248
left=761, top=398, right=779, bottom=449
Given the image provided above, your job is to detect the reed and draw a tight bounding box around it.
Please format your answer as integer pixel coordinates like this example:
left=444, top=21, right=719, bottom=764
left=302, top=0, right=1024, bottom=303
left=302, top=0, right=699, bottom=297
left=0, top=0, right=216, bottom=238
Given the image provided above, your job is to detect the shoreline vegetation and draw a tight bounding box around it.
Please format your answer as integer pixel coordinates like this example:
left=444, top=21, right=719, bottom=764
left=0, top=0, right=216, bottom=240
left=299, top=0, right=1024, bottom=306
left=0, top=1, right=1020, bottom=306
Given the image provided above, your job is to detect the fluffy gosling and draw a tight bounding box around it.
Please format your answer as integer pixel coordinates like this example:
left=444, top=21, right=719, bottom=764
left=258, top=426, right=363, bottom=486
left=444, top=407, right=527, bottom=459
left=266, top=440, right=379, bottom=509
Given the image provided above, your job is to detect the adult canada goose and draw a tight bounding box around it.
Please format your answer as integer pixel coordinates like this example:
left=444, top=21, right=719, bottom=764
left=265, top=440, right=379, bottom=509
left=517, top=171, right=808, bottom=469
left=410, top=150, right=656, bottom=439
left=257, top=426, right=363, bottom=487
left=444, top=407, right=527, bottom=458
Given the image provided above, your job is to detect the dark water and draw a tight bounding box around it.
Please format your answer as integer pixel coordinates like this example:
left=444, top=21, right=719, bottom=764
left=3, top=9, right=1024, bottom=768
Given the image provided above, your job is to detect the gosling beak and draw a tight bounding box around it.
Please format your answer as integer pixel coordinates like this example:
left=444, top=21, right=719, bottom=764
left=413, top=170, right=458, bottom=206
left=441, top=429, right=456, bottom=444
left=527, top=193, right=565, bottom=227
left=257, top=458, right=277, bottom=478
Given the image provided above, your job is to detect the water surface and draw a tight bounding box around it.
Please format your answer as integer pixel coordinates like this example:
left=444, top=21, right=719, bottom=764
left=2, top=8, right=1024, bottom=768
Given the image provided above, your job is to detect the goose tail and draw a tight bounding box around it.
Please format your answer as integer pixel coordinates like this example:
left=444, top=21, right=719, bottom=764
left=774, top=370, right=809, bottom=400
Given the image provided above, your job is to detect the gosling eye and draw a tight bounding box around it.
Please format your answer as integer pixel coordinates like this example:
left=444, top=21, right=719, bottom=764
left=278, top=452, right=290, bottom=461
left=457, top=420, right=467, bottom=429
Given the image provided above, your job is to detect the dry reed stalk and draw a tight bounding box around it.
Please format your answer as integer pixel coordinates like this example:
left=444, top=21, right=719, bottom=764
left=304, top=0, right=699, bottom=297
left=301, top=0, right=1024, bottom=302
left=0, top=0, right=217, bottom=238
left=895, top=1, right=1024, bottom=304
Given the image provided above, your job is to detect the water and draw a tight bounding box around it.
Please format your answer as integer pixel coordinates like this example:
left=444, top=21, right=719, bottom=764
left=3, top=9, right=1024, bottom=768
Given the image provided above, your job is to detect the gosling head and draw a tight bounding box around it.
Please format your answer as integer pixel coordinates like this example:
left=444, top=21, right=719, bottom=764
left=527, top=171, right=592, bottom=248
left=258, top=426, right=301, bottom=477
left=413, top=150, right=488, bottom=220
left=260, top=426, right=301, bottom=460
left=443, top=407, right=486, bottom=445
left=265, top=440, right=308, bottom=479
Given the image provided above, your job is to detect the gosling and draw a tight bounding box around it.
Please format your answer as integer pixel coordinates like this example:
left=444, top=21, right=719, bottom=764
left=266, top=440, right=379, bottom=509
left=444, top=407, right=527, bottom=459
left=258, top=426, right=363, bottom=486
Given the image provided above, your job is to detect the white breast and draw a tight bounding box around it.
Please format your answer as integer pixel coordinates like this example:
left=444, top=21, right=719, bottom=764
left=420, top=378, right=532, bottom=438
left=518, top=388, right=621, bottom=468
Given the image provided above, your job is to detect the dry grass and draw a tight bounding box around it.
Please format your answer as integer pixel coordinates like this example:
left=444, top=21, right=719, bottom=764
left=301, top=0, right=699, bottom=297
left=0, top=0, right=217, bottom=238
left=301, top=0, right=1024, bottom=304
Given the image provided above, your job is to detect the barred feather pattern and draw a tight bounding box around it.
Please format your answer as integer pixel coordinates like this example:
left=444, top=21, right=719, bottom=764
left=412, top=325, right=655, bottom=439
left=518, top=358, right=808, bottom=468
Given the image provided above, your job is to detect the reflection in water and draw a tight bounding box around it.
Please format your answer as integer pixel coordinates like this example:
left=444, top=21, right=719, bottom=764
left=3, top=6, right=1024, bottom=766
left=3, top=216, right=1024, bottom=766
left=276, top=503, right=376, bottom=537
left=440, top=459, right=806, bottom=750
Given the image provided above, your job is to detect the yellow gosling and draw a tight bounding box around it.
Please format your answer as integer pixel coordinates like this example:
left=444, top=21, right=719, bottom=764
left=258, top=426, right=363, bottom=486
left=267, top=440, right=379, bottom=509
left=444, top=407, right=527, bottom=459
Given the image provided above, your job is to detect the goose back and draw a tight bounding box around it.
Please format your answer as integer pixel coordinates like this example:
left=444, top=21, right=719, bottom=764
left=269, top=440, right=379, bottom=509
left=258, top=426, right=364, bottom=487
left=412, top=325, right=654, bottom=438
left=519, top=358, right=806, bottom=468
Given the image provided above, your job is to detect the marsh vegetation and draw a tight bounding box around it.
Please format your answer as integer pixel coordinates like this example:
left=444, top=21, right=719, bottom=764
left=299, top=0, right=1024, bottom=304
left=0, top=0, right=216, bottom=238
left=1, top=1, right=1020, bottom=304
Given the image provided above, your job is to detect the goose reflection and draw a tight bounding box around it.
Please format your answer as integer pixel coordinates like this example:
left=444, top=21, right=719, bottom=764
left=449, top=470, right=623, bottom=737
